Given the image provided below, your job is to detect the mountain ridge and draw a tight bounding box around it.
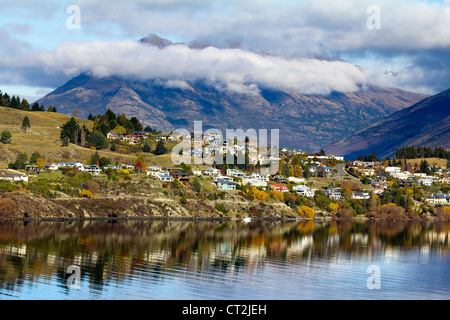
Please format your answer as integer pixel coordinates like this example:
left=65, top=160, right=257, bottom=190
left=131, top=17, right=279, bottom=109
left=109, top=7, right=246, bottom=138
left=325, top=88, right=450, bottom=159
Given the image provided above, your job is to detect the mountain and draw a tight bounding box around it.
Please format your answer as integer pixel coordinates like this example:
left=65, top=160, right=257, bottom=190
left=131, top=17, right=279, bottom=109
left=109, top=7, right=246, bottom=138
left=326, top=88, right=450, bottom=160
left=35, top=35, right=426, bottom=151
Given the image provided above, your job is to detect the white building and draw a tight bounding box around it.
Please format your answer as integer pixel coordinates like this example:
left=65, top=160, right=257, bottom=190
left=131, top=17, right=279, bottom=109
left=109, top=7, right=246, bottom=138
left=0, top=169, right=28, bottom=182
left=83, top=165, right=102, bottom=175
left=385, top=167, right=401, bottom=174
left=293, top=185, right=316, bottom=198
left=351, top=192, right=370, bottom=200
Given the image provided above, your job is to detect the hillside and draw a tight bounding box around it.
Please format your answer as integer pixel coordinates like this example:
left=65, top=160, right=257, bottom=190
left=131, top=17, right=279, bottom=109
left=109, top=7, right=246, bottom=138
left=0, top=107, right=155, bottom=167
left=326, top=88, right=450, bottom=160
left=35, top=74, right=426, bottom=152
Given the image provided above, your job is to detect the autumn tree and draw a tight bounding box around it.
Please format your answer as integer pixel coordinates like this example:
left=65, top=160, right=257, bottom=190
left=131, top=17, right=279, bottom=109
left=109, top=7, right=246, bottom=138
left=298, top=206, right=315, bottom=219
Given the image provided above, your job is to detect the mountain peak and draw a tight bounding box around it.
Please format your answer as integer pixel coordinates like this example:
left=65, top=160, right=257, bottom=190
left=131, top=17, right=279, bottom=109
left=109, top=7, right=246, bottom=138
left=139, top=34, right=173, bottom=48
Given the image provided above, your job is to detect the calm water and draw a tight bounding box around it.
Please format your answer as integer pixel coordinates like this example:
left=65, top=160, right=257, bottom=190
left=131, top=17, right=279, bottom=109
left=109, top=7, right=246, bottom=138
left=0, top=219, right=448, bottom=300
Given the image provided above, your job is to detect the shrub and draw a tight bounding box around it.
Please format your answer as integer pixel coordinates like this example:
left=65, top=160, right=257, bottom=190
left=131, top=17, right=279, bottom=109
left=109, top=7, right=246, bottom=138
left=298, top=206, right=315, bottom=219
left=215, top=203, right=228, bottom=214
left=80, top=189, right=94, bottom=198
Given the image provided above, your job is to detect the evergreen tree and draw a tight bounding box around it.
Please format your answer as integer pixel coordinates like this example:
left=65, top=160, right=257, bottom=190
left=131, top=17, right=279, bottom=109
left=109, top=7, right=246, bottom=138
left=154, top=140, right=167, bottom=155
left=21, top=116, right=31, bottom=130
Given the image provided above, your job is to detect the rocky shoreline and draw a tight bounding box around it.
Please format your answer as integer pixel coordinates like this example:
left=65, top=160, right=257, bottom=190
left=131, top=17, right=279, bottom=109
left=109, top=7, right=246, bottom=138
left=0, top=192, right=446, bottom=222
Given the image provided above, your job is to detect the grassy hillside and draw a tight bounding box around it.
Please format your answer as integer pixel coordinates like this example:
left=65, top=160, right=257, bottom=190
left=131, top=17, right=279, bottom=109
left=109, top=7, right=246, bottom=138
left=0, top=106, right=211, bottom=169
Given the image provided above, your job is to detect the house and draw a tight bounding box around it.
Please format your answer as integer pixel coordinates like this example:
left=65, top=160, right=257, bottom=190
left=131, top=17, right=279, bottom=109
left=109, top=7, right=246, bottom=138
left=25, top=165, right=40, bottom=173
left=203, top=168, right=221, bottom=176
left=427, top=194, right=450, bottom=206
left=216, top=178, right=237, bottom=190
left=214, top=175, right=234, bottom=183
left=122, top=164, right=135, bottom=171
left=153, top=171, right=174, bottom=181
left=107, top=131, right=122, bottom=140
left=227, top=169, right=244, bottom=178
left=293, top=185, right=316, bottom=198
left=417, top=178, right=434, bottom=187
left=173, top=173, right=191, bottom=182
left=287, top=177, right=306, bottom=184
left=273, top=175, right=286, bottom=184
left=324, top=188, right=342, bottom=200
left=0, top=169, right=28, bottom=182
left=44, top=163, right=59, bottom=171
left=192, top=170, right=202, bottom=176
left=58, top=162, right=84, bottom=171
left=122, top=134, right=142, bottom=144
left=351, top=192, right=370, bottom=200
left=385, top=167, right=401, bottom=175
left=242, top=178, right=267, bottom=188
left=269, top=183, right=289, bottom=192
left=83, top=165, right=102, bottom=175
left=104, top=164, right=123, bottom=171
left=165, top=166, right=182, bottom=174
left=155, top=134, right=171, bottom=141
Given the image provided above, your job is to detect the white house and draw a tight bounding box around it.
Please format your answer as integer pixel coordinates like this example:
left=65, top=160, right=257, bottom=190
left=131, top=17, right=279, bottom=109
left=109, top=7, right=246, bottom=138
left=293, top=185, right=316, bottom=198
left=324, top=188, right=342, bottom=200
left=58, top=162, right=85, bottom=171
left=385, top=167, right=401, bottom=175
left=203, top=168, right=221, bottom=176
left=417, top=178, right=434, bottom=187
left=44, top=163, right=59, bottom=171
left=427, top=194, right=450, bottom=206
left=242, top=178, right=267, bottom=188
left=84, top=165, right=102, bottom=175
left=0, top=169, right=28, bottom=182
left=216, top=178, right=237, bottom=190
left=351, top=192, right=370, bottom=200
left=287, top=177, right=306, bottom=184
left=227, top=169, right=245, bottom=177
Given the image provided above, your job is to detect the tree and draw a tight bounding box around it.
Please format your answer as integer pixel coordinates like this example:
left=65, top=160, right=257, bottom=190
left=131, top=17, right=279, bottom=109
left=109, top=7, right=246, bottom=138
left=298, top=206, right=315, bottom=219
left=60, top=117, right=80, bottom=144
left=89, top=152, right=100, bottom=166
left=0, top=131, right=12, bottom=144
left=98, top=157, right=111, bottom=167
left=30, top=152, right=41, bottom=164
left=36, top=158, right=46, bottom=168
left=13, top=153, right=28, bottom=169
left=193, top=178, right=202, bottom=193
left=154, top=140, right=167, bottom=155
left=142, top=141, right=151, bottom=153
left=90, top=131, right=108, bottom=149
left=110, top=143, right=117, bottom=152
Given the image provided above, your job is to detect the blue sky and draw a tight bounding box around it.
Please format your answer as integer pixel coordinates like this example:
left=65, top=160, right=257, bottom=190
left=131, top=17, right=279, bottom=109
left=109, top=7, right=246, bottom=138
left=1, top=0, right=449, bottom=102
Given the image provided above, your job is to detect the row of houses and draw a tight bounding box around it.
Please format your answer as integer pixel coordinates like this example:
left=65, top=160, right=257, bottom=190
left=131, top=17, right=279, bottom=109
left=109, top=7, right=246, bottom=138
left=0, top=169, right=28, bottom=182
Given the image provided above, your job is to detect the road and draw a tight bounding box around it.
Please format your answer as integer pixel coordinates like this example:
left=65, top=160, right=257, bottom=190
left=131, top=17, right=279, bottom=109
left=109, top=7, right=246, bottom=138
left=334, top=163, right=360, bottom=181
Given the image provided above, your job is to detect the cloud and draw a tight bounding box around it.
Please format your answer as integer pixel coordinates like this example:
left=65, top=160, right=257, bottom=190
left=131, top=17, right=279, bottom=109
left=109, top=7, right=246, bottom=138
left=0, top=39, right=370, bottom=95
left=1, top=0, right=449, bottom=95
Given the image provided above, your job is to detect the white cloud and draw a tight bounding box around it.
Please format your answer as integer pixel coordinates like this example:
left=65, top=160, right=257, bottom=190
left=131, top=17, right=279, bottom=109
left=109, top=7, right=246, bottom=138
left=13, top=40, right=368, bottom=95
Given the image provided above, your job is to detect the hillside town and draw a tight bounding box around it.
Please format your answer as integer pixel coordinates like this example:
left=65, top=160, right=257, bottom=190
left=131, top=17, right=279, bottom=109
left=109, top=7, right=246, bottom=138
left=1, top=124, right=449, bottom=220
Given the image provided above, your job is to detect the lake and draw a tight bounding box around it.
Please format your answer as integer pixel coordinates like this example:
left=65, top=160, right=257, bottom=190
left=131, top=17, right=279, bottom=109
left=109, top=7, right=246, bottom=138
left=0, top=219, right=448, bottom=300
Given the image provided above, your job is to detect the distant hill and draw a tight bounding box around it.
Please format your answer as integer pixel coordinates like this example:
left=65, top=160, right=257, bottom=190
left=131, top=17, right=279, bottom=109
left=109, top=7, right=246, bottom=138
left=326, top=88, right=450, bottom=160
left=35, top=76, right=425, bottom=152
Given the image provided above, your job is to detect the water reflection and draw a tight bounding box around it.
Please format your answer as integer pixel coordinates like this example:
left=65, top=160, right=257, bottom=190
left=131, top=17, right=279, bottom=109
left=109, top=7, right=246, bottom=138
left=0, top=220, right=448, bottom=299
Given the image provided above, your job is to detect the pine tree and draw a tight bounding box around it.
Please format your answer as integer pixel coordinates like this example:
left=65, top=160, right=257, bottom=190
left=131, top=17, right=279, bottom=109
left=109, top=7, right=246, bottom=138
left=22, top=116, right=31, bottom=131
